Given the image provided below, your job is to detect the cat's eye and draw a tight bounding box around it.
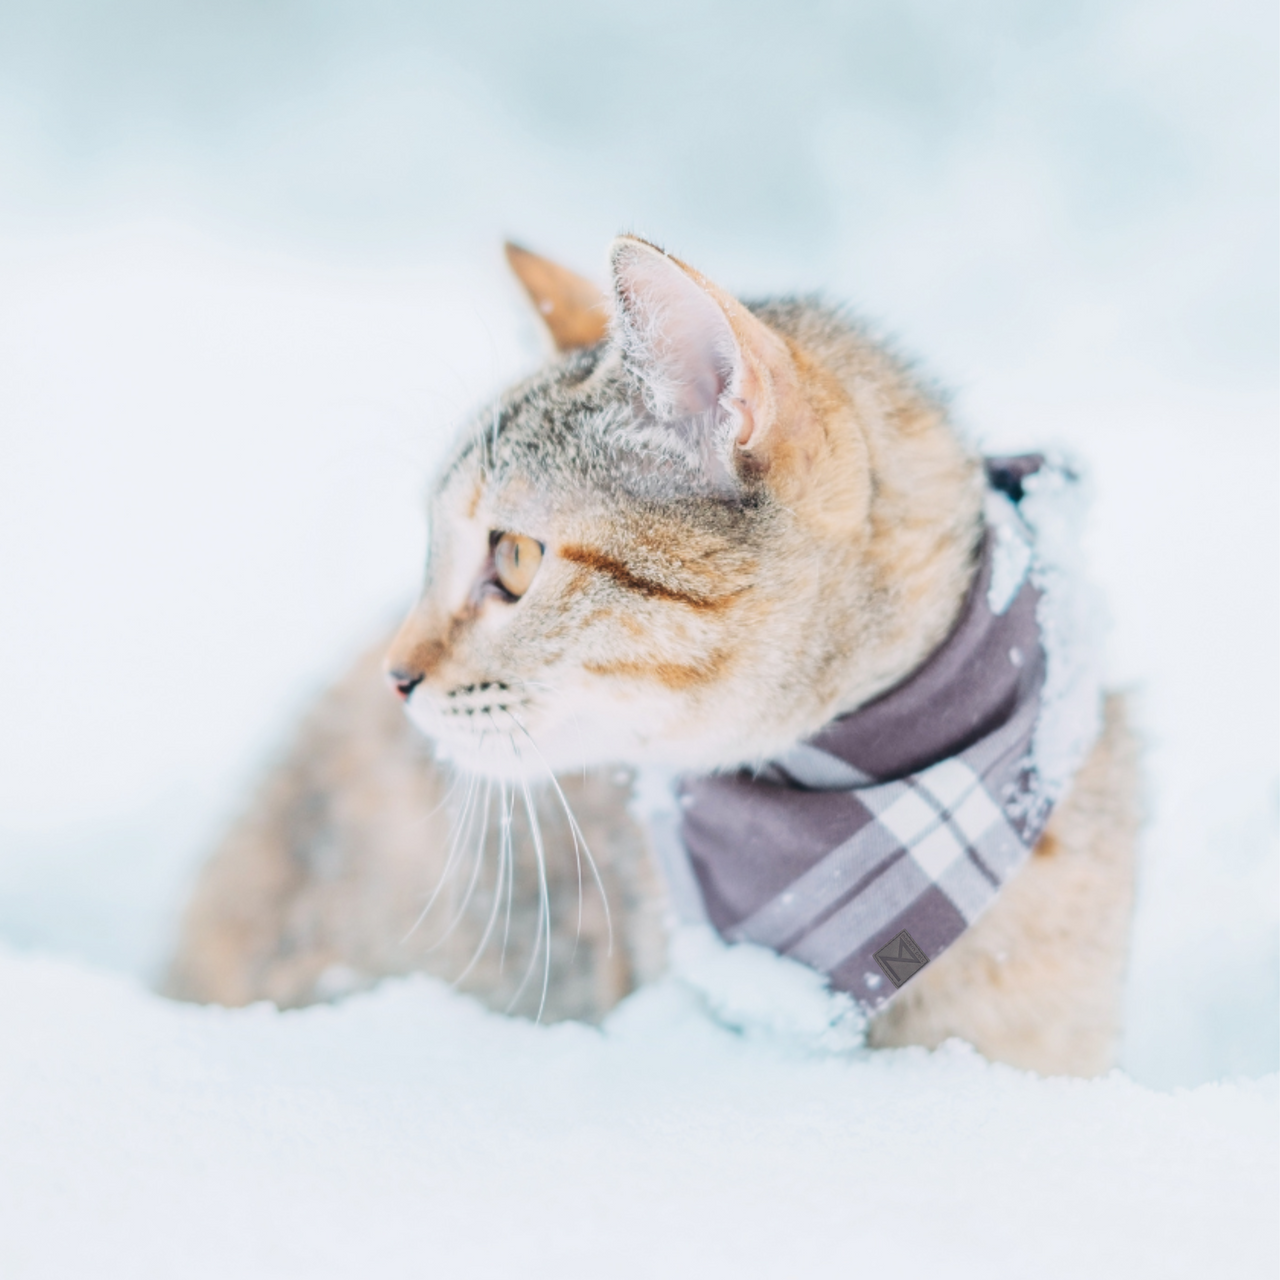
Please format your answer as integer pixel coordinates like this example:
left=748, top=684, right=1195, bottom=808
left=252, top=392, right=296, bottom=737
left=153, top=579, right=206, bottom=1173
left=492, top=532, right=543, bottom=599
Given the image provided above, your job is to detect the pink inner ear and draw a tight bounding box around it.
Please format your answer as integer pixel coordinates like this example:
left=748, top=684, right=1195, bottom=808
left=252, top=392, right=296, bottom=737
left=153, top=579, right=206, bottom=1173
left=615, top=245, right=741, bottom=420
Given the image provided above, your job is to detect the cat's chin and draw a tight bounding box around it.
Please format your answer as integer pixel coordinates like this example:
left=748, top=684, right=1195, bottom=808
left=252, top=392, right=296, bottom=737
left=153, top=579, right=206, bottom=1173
left=426, top=736, right=550, bottom=782
left=422, top=726, right=642, bottom=783
left=401, top=687, right=794, bottom=780
left=420, top=721, right=775, bottom=785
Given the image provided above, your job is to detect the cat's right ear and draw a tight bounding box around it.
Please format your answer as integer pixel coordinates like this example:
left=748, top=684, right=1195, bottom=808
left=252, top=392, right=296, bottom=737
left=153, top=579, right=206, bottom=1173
left=609, top=236, right=816, bottom=494
left=505, top=242, right=610, bottom=352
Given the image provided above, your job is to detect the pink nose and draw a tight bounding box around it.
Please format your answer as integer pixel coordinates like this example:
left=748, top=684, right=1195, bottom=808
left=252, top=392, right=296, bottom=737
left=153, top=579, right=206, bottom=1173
left=387, top=669, right=423, bottom=701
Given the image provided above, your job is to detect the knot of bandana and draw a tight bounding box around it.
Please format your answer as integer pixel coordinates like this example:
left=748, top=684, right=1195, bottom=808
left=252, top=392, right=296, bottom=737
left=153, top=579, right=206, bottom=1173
left=679, top=455, right=1074, bottom=1013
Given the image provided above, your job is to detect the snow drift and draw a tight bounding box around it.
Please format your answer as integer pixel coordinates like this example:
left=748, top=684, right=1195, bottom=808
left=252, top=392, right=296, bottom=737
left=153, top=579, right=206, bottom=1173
left=1, top=938, right=1274, bottom=1280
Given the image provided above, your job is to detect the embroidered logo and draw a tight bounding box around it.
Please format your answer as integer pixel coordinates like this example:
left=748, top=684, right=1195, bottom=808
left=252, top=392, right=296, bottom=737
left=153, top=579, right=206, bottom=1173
left=874, top=930, right=929, bottom=988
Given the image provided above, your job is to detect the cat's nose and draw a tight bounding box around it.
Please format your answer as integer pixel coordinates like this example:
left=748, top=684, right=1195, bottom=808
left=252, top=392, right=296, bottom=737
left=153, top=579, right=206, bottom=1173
left=387, top=669, right=424, bottom=701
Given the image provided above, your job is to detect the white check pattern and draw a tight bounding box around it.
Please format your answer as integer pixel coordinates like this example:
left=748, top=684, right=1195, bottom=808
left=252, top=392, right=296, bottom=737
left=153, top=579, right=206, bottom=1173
left=726, top=686, right=1041, bottom=999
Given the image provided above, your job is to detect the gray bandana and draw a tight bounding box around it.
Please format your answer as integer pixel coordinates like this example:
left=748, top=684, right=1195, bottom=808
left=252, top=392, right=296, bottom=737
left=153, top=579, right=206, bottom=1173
left=678, top=456, right=1098, bottom=1014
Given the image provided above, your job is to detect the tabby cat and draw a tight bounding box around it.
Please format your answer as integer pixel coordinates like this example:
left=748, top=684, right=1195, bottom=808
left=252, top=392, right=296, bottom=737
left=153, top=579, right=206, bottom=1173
left=169, top=238, right=1140, bottom=1076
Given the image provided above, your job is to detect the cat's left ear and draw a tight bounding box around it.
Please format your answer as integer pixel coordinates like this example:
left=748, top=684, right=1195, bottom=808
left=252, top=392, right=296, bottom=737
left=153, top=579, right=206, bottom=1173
left=505, top=242, right=610, bottom=351
left=610, top=236, right=816, bottom=484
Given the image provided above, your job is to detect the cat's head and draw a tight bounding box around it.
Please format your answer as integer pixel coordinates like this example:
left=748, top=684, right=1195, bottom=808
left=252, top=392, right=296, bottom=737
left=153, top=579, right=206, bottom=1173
left=386, top=237, right=978, bottom=779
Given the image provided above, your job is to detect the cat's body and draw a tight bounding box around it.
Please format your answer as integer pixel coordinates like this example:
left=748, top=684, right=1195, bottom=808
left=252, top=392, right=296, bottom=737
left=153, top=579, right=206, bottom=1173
left=169, top=240, right=1141, bottom=1075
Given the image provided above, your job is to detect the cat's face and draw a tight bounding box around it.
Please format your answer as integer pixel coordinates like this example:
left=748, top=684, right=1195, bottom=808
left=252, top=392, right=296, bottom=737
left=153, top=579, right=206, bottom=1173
left=387, top=238, right=941, bottom=781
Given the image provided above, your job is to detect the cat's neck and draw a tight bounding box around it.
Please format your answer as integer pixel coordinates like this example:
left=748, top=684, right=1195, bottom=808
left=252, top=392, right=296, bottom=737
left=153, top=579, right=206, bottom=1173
left=789, top=323, right=986, bottom=730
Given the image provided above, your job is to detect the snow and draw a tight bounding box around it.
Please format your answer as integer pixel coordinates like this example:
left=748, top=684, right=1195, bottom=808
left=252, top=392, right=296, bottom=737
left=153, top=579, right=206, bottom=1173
left=982, top=489, right=1033, bottom=617
left=1019, top=460, right=1106, bottom=803
left=0, top=0, right=1276, bottom=1272
left=2, top=941, right=1275, bottom=1280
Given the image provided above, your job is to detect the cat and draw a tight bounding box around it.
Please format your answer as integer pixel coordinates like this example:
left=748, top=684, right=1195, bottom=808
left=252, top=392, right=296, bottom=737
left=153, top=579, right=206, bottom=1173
left=168, top=237, right=1141, bottom=1076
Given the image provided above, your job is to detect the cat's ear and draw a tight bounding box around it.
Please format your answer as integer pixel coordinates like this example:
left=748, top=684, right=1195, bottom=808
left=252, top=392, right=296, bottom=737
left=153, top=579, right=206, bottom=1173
left=505, top=242, right=610, bottom=351
left=609, top=236, right=810, bottom=483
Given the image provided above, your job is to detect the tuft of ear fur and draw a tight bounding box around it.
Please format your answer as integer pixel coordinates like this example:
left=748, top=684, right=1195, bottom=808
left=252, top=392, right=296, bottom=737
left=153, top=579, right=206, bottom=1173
left=611, top=237, right=742, bottom=421
left=505, top=242, right=609, bottom=351
left=609, top=236, right=810, bottom=490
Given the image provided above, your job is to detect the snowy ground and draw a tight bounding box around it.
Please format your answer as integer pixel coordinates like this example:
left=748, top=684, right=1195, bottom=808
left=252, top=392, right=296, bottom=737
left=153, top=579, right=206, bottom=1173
left=2, top=938, right=1276, bottom=1280
left=0, top=1, right=1276, bottom=1274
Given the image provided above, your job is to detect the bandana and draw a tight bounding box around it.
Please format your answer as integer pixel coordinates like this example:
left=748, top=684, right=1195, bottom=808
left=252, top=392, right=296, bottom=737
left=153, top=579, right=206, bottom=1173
left=673, top=456, right=1101, bottom=1014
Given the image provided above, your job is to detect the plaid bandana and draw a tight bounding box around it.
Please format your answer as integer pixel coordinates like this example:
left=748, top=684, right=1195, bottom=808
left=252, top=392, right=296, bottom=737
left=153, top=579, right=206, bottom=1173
left=677, top=456, right=1097, bottom=1014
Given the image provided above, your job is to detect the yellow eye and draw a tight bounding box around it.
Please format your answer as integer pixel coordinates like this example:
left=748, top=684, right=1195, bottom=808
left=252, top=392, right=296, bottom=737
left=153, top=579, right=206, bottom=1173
left=493, top=532, right=543, bottom=599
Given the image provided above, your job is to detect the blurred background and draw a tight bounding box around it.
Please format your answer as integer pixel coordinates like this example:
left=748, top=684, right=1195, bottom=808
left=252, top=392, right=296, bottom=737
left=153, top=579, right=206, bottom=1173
left=0, top=0, right=1275, bottom=1087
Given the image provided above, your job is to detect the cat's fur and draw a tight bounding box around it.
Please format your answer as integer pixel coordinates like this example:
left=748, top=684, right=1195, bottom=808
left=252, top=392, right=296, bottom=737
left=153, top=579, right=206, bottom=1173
left=169, top=238, right=1141, bottom=1076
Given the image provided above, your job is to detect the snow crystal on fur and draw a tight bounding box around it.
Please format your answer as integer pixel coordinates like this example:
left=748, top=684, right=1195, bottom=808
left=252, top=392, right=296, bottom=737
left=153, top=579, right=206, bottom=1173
left=1020, top=458, right=1106, bottom=800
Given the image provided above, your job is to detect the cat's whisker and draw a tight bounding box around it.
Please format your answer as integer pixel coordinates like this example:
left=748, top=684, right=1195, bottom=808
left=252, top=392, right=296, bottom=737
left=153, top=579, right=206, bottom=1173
left=473, top=312, right=505, bottom=473
left=401, top=766, right=480, bottom=944
left=516, top=679, right=589, bottom=784
left=507, top=753, right=553, bottom=1022
left=454, top=776, right=511, bottom=988
left=499, top=777, right=516, bottom=972
left=437, top=767, right=486, bottom=929
left=503, top=707, right=613, bottom=958
left=501, top=709, right=582, bottom=948
left=430, top=774, right=493, bottom=954
left=404, top=763, right=466, bottom=836
left=506, top=677, right=587, bottom=782
left=485, top=721, right=522, bottom=974
left=487, top=398, right=501, bottom=475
